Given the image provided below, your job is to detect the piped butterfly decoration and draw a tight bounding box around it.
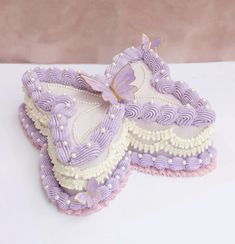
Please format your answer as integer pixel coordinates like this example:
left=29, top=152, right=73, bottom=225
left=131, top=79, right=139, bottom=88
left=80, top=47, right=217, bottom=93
left=81, top=34, right=160, bottom=105
left=81, top=64, right=138, bottom=104
left=142, top=33, right=161, bottom=52
left=74, top=178, right=102, bottom=208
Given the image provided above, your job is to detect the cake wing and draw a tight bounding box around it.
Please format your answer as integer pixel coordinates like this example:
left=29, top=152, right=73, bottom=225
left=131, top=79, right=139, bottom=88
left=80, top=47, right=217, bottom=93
left=103, top=34, right=217, bottom=176
left=20, top=67, right=131, bottom=215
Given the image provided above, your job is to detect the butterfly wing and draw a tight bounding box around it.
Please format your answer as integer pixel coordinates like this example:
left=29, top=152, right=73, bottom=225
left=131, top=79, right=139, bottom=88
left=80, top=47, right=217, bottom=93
left=74, top=179, right=102, bottom=208
left=82, top=75, right=117, bottom=104
left=151, top=38, right=160, bottom=49
left=87, top=178, right=102, bottom=206
left=110, top=64, right=137, bottom=101
left=142, top=34, right=160, bottom=51
left=81, top=75, right=107, bottom=93
left=74, top=192, right=90, bottom=205
left=74, top=191, right=96, bottom=208
left=102, top=89, right=118, bottom=104
left=142, top=33, right=151, bottom=51
left=87, top=178, right=99, bottom=196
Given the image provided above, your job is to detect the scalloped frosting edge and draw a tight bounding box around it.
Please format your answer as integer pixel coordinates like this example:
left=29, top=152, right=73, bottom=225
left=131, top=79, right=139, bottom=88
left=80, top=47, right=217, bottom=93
left=39, top=144, right=131, bottom=213
left=104, top=39, right=216, bottom=127
left=47, top=124, right=130, bottom=191
left=24, top=95, right=214, bottom=156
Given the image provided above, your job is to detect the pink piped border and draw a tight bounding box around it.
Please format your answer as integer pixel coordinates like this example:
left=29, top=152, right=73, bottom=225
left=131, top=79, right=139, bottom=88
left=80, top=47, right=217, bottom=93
left=131, top=160, right=216, bottom=177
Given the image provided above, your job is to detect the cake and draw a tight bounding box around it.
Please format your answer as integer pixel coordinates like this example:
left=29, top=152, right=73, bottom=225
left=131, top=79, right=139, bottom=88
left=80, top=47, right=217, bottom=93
left=19, top=34, right=216, bottom=215
left=19, top=69, right=130, bottom=215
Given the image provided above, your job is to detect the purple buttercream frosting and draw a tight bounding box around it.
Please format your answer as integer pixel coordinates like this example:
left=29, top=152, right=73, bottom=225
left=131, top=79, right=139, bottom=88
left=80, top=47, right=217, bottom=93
left=141, top=103, right=160, bottom=122
left=22, top=67, right=126, bottom=166
left=176, top=106, right=197, bottom=126
left=130, top=146, right=216, bottom=172
left=124, top=102, right=203, bottom=127
left=157, top=105, right=178, bottom=125
left=103, top=37, right=216, bottom=127
left=39, top=144, right=131, bottom=211
left=155, top=77, right=175, bottom=94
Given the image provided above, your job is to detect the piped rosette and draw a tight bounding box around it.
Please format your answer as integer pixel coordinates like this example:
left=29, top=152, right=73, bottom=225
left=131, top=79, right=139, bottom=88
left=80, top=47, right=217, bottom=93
left=20, top=67, right=131, bottom=215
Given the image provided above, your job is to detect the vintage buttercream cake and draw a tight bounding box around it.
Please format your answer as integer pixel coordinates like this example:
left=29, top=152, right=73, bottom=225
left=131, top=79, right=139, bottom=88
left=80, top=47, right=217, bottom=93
left=19, top=34, right=216, bottom=215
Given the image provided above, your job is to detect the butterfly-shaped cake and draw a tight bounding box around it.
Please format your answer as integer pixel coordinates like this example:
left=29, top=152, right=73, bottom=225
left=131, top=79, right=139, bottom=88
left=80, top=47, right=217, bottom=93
left=19, top=34, right=216, bottom=215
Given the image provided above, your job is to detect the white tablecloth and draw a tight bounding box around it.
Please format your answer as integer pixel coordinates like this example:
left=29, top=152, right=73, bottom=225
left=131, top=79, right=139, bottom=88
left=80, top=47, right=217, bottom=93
left=0, top=62, right=234, bottom=244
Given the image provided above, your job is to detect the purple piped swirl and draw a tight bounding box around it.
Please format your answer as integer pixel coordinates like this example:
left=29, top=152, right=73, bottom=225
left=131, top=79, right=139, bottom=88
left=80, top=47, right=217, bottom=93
left=193, top=108, right=216, bottom=126
left=155, top=78, right=175, bottom=94
left=22, top=67, right=126, bottom=166
left=40, top=144, right=131, bottom=212
left=124, top=102, right=212, bottom=126
left=104, top=39, right=216, bottom=127
left=61, top=69, right=77, bottom=85
left=173, top=81, right=188, bottom=102
left=176, top=106, right=197, bottom=126
left=37, top=93, right=56, bottom=112
left=183, top=89, right=200, bottom=107
left=157, top=105, right=178, bottom=125
left=130, top=146, right=216, bottom=172
left=125, top=103, right=141, bottom=118
left=141, top=103, right=160, bottom=121
left=143, top=50, right=168, bottom=74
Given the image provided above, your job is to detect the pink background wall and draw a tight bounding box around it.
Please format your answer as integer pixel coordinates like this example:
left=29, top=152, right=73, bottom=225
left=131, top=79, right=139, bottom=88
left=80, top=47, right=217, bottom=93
left=0, top=0, right=234, bottom=64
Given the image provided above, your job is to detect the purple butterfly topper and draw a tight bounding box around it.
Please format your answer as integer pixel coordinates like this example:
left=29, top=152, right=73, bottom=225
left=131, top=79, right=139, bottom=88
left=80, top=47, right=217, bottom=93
left=74, top=178, right=102, bottom=208
left=142, top=33, right=161, bottom=51
left=82, top=64, right=137, bottom=104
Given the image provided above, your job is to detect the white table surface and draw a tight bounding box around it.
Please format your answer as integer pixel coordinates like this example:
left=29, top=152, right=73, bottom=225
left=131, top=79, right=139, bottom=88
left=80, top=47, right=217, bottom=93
left=0, top=62, right=235, bottom=244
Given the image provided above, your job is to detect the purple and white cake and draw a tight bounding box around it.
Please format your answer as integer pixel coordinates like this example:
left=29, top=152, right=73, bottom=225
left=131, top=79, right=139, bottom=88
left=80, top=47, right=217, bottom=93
left=19, top=34, right=216, bottom=215
left=83, top=34, right=217, bottom=176
left=19, top=68, right=131, bottom=215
